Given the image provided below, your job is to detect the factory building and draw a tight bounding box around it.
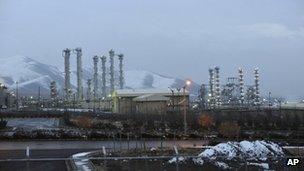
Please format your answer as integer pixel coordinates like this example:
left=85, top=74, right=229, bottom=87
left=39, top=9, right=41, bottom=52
left=112, top=89, right=190, bottom=114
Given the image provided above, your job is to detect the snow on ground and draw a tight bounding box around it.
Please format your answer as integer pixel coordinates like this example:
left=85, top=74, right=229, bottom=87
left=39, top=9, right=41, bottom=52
left=168, top=156, right=185, bottom=164
left=72, top=152, right=93, bottom=171
left=247, top=162, right=269, bottom=169
left=6, top=118, right=60, bottom=129
left=170, top=140, right=284, bottom=170
left=196, top=140, right=284, bottom=169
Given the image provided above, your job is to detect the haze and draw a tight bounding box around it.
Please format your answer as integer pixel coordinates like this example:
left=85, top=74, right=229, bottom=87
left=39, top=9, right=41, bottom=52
left=0, top=0, right=304, bottom=99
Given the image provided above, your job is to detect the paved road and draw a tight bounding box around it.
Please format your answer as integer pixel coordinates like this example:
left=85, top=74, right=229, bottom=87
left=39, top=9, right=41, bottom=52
left=0, top=140, right=207, bottom=171
left=0, top=149, right=95, bottom=171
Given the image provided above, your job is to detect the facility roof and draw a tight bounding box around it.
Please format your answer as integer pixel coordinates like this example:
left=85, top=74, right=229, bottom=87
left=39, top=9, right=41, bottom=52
left=133, top=94, right=170, bottom=102
left=114, top=88, right=189, bottom=97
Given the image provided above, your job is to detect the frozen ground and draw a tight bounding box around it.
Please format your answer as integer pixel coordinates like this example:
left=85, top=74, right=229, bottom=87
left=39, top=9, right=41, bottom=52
left=6, top=118, right=60, bottom=129
left=170, top=140, right=285, bottom=170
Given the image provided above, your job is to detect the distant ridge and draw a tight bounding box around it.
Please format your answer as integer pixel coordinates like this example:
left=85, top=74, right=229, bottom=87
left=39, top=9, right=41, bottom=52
left=0, top=56, right=199, bottom=96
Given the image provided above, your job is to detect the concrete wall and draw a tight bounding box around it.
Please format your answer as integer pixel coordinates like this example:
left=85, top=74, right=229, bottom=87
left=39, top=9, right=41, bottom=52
left=135, top=101, right=167, bottom=114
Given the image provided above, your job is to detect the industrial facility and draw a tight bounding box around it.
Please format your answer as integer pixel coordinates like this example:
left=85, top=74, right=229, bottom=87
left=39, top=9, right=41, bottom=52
left=0, top=47, right=280, bottom=113
left=199, top=66, right=263, bottom=109
left=112, top=89, right=190, bottom=114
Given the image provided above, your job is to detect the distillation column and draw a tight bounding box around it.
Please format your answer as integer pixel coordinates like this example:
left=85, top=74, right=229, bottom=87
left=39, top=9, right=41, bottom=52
left=118, top=54, right=124, bottom=89
left=62, top=48, right=71, bottom=101
left=109, top=49, right=115, bottom=94
left=208, top=68, right=215, bottom=107
left=254, top=68, right=261, bottom=106
left=214, top=66, right=221, bottom=107
left=74, top=47, right=83, bottom=101
left=87, top=79, right=92, bottom=101
left=93, top=56, right=99, bottom=101
left=238, top=68, right=245, bottom=105
left=100, top=55, right=107, bottom=98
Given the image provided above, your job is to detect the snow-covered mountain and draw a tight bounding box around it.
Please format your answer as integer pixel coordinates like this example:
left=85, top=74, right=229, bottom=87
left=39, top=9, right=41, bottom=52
left=0, top=56, right=199, bottom=96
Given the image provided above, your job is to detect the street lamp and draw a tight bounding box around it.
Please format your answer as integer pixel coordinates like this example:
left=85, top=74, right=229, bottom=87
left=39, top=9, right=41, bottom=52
left=183, top=80, right=191, bottom=136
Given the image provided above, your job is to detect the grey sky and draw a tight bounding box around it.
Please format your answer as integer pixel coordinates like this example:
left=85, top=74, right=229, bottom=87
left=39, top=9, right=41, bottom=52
left=0, top=0, right=304, bottom=99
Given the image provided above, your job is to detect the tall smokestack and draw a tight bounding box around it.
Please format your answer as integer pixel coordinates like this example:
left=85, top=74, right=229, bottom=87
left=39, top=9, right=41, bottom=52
left=100, top=55, right=107, bottom=98
left=238, top=68, right=245, bottom=105
left=62, top=48, right=71, bottom=101
left=118, top=54, right=124, bottom=89
left=87, top=79, right=92, bottom=101
left=109, top=49, right=115, bottom=94
left=208, top=68, right=215, bottom=107
left=214, top=66, right=221, bottom=107
left=254, top=68, right=260, bottom=106
left=74, top=47, right=83, bottom=101
left=93, top=56, right=99, bottom=101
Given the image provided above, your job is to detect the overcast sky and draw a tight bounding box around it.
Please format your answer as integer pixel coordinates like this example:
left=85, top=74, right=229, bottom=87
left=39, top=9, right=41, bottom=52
left=0, top=0, right=304, bottom=99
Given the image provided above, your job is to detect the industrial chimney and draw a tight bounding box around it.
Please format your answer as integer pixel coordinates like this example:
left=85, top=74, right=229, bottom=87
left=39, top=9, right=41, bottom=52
left=74, top=47, right=83, bottom=101
left=109, top=49, right=115, bottom=94
left=118, top=54, right=124, bottom=89
left=100, top=55, right=107, bottom=98
left=214, top=66, right=221, bottom=107
left=238, top=68, right=245, bottom=105
left=93, top=56, right=99, bottom=101
left=62, top=48, right=71, bottom=101
left=254, top=68, right=260, bottom=106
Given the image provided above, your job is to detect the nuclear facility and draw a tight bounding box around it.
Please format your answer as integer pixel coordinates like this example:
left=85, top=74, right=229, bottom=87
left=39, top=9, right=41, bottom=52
left=58, top=48, right=125, bottom=110
left=200, top=67, right=262, bottom=109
